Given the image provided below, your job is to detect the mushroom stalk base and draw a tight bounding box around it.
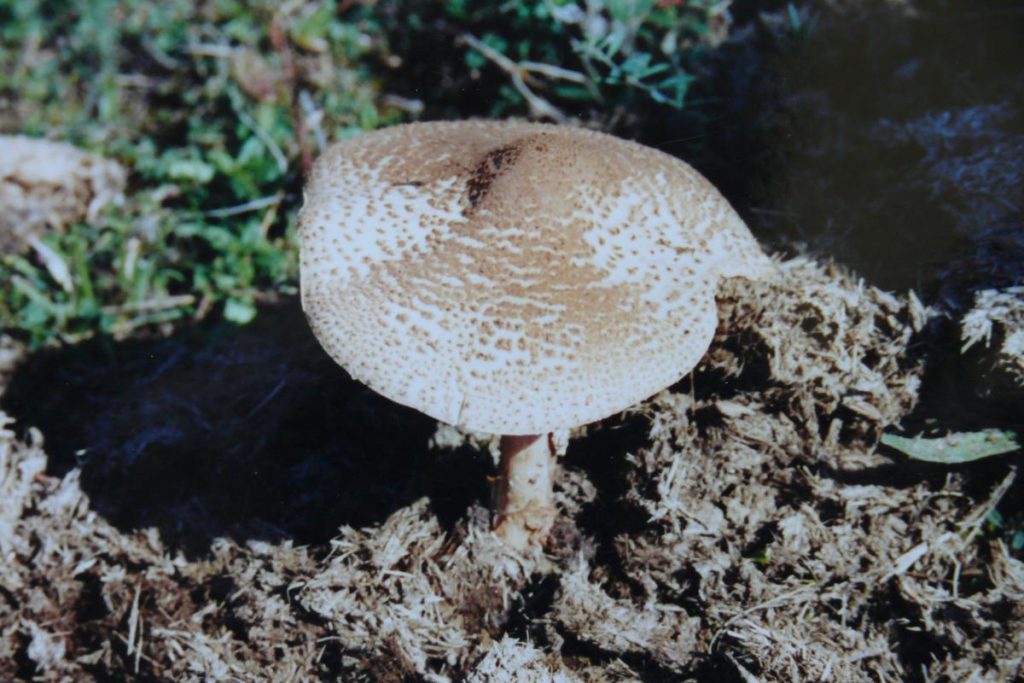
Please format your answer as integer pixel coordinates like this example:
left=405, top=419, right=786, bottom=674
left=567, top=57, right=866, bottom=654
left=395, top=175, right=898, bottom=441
left=493, top=433, right=557, bottom=551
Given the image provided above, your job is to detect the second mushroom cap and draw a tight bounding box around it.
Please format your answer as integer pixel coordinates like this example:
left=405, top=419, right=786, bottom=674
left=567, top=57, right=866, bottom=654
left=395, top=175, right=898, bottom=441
left=299, top=120, right=771, bottom=435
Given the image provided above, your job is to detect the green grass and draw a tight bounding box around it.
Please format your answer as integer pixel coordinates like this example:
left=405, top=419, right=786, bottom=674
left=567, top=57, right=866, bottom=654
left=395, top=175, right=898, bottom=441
left=0, top=0, right=726, bottom=345
left=1, top=0, right=397, bottom=344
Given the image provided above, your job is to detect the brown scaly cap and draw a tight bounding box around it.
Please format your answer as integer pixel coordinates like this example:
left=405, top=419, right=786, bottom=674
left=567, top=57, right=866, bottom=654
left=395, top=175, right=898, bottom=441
left=299, top=120, right=772, bottom=435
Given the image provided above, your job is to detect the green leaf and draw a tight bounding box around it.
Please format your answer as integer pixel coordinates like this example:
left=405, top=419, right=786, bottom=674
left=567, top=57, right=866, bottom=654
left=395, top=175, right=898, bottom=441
left=165, top=158, right=216, bottom=184
left=987, top=508, right=1005, bottom=529
left=443, top=0, right=468, bottom=21
left=881, top=430, right=1021, bottom=464
left=291, top=1, right=335, bottom=52
left=223, top=297, right=257, bottom=324
left=787, top=3, right=803, bottom=32
left=620, top=52, right=667, bottom=80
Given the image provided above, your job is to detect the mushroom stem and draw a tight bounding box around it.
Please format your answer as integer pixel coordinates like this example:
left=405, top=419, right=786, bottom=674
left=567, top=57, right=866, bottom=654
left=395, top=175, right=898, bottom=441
left=493, top=433, right=558, bottom=550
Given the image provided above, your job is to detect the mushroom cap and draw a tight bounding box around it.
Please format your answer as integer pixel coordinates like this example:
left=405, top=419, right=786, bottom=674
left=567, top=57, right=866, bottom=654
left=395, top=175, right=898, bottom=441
left=299, top=121, right=771, bottom=435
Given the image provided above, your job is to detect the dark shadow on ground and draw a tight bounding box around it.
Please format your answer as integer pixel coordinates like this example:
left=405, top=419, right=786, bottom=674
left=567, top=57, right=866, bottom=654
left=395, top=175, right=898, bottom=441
left=641, top=0, right=1024, bottom=300
left=0, top=299, right=491, bottom=556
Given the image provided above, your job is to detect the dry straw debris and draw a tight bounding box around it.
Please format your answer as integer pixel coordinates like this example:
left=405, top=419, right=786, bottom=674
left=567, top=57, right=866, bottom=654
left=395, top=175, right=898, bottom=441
left=467, top=636, right=579, bottom=682
left=295, top=499, right=540, bottom=676
left=1, top=256, right=1021, bottom=681
left=962, top=286, right=1024, bottom=388
left=0, top=136, right=126, bottom=251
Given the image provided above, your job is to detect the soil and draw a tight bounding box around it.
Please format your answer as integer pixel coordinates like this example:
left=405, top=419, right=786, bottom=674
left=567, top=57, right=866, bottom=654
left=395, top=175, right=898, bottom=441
left=2, top=2, right=1023, bottom=681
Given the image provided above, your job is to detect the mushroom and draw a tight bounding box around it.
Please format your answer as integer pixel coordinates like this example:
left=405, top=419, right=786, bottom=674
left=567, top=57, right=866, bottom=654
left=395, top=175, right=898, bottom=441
left=298, top=120, right=772, bottom=551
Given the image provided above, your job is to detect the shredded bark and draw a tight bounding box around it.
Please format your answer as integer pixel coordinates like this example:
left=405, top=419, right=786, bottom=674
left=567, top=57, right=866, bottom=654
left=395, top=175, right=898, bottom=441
left=1, top=257, right=1021, bottom=681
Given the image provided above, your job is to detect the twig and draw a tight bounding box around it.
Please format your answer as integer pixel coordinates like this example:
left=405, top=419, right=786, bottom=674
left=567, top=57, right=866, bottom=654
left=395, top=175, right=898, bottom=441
left=269, top=15, right=313, bottom=174
left=708, top=585, right=816, bottom=652
left=245, top=378, right=287, bottom=419
left=126, top=583, right=143, bottom=673
left=113, top=631, right=157, bottom=668
left=101, top=294, right=196, bottom=315
left=135, top=618, right=144, bottom=673
left=380, top=93, right=425, bottom=116
left=203, top=193, right=284, bottom=218
left=183, top=43, right=236, bottom=58
left=461, top=33, right=568, bottom=123
left=258, top=194, right=283, bottom=238
left=519, top=60, right=589, bottom=83
left=299, top=90, right=328, bottom=151
left=958, top=466, right=1016, bottom=541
